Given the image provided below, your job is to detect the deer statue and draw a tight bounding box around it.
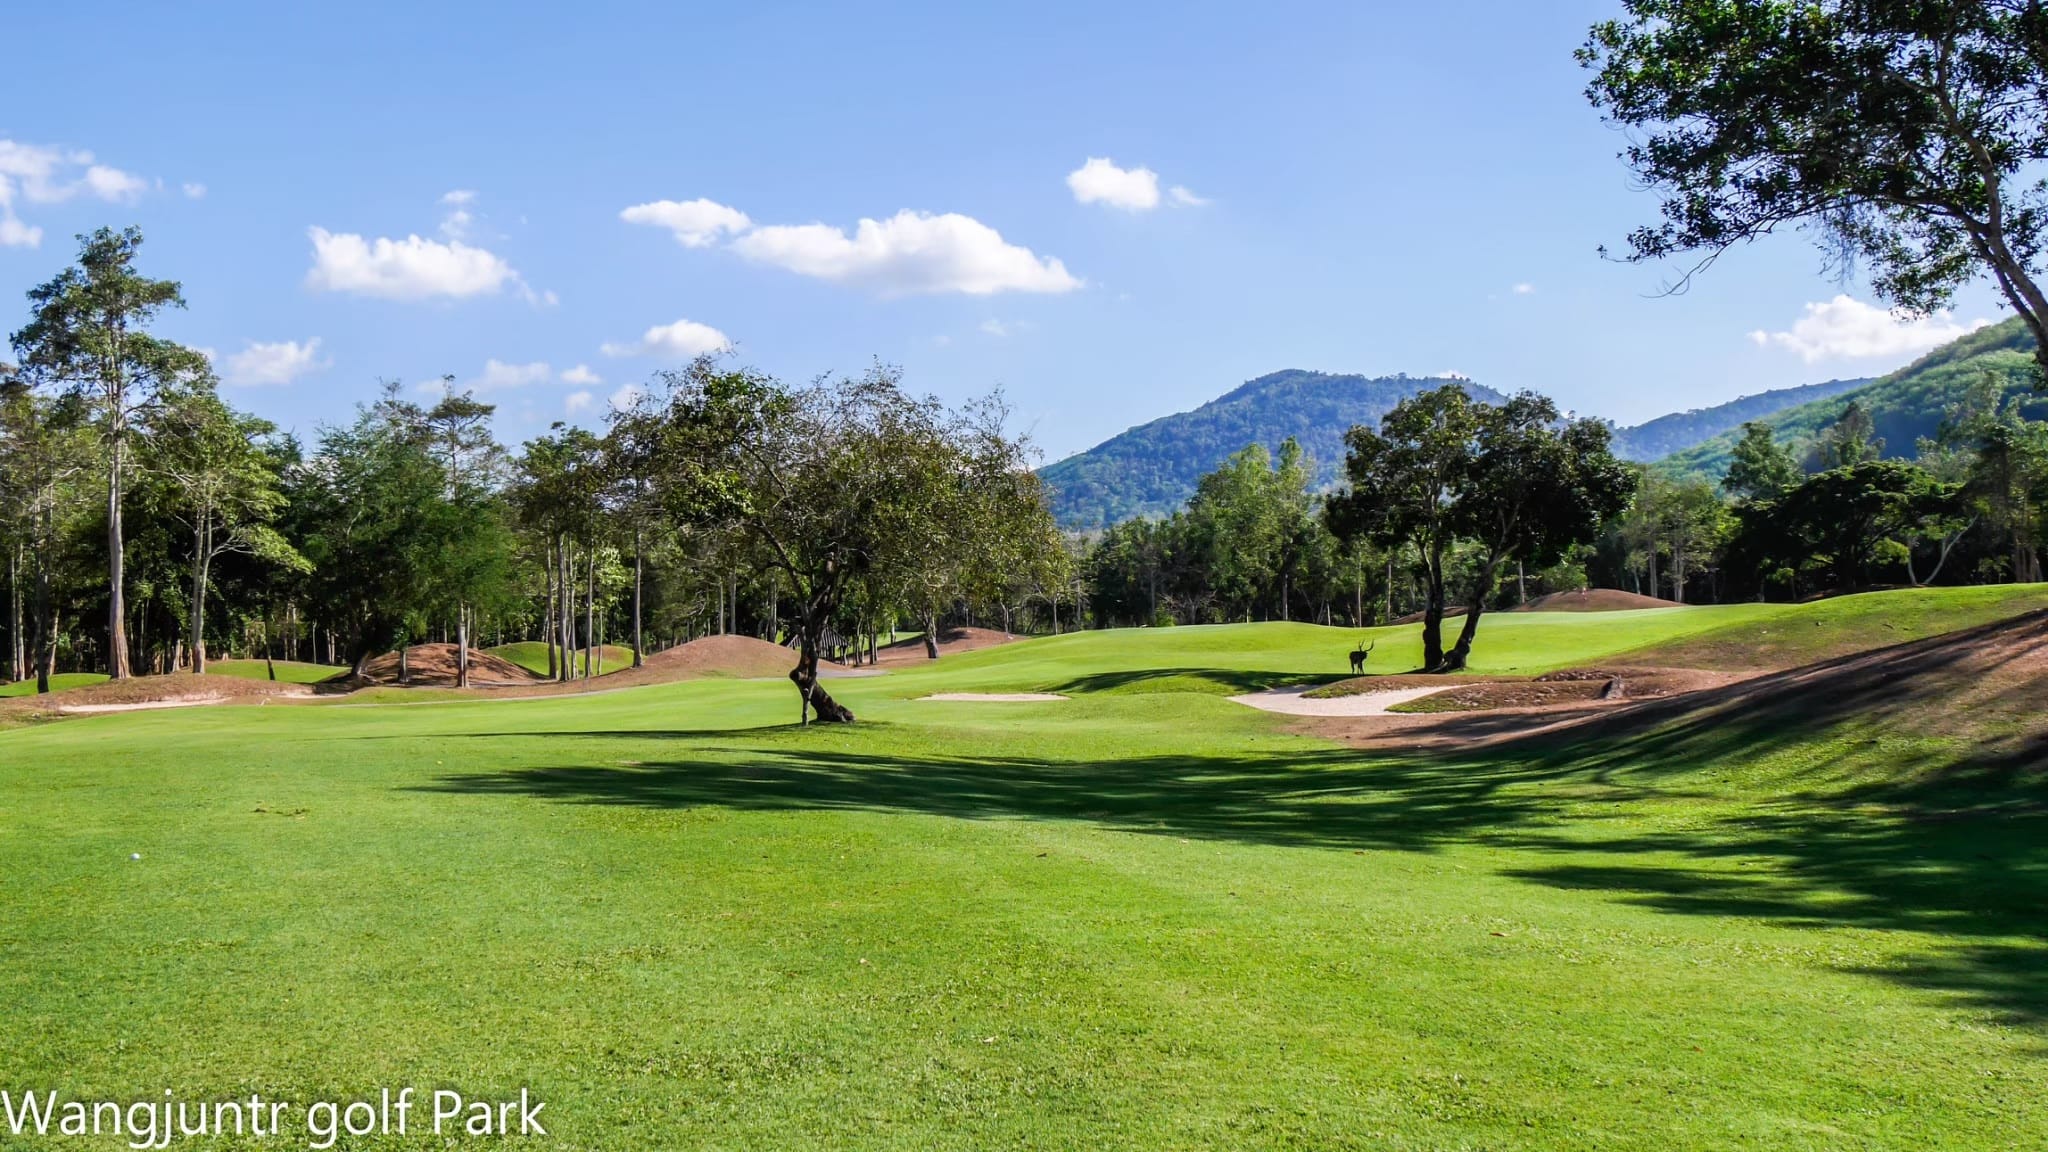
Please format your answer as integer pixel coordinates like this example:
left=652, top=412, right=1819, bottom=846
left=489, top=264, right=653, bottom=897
left=1349, top=640, right=1375, bottom=674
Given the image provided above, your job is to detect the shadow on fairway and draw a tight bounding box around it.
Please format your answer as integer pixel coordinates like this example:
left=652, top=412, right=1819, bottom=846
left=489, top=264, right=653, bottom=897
left=423, top=612, right=2048, bottom=1032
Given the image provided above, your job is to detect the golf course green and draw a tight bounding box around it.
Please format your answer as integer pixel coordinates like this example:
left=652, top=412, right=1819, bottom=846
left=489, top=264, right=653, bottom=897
left=3, top=586, right=2044, bottom=1149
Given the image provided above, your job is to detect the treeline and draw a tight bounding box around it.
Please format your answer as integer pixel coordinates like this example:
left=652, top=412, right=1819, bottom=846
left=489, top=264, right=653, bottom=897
left=1, top=229, right=1069, bottom=718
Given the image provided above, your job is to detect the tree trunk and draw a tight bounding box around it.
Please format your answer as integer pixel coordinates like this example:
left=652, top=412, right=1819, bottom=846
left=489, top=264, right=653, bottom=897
left=190, top=518, right=209, bottom=674
left=1646, top=545, right=1659, bottom=602
left=1383, top=555, right=1395, bottom=625
left=1440, top=558, right=1504, bottom=673
left=399, top=643, right=409, bottom=685
left=584, top=547, right=596, bottom=682
left=457, top=604, right=470, bottom=689
left=632, top=530, right=644, bottom=668
left=106, top=427, right=131, bottom=679
left=1420, top=540, right=1447, bottom=671
left=921, top=611, right=940, bottom=659
left=32, top=512, right=52, bottom=694
left=559, top=537, right=574, bottom=682
left=790, top=613, right=855, bottom=724
left=545, top=537, right=559, bottom=679
left=9, top=541, right=22, bottom=683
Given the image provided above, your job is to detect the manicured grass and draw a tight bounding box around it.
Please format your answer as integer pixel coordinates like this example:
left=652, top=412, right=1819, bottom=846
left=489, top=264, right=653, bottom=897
left=2, top=586, right=2044, bottom=1149
left=204, top=659, right=347, bottom=684
left=0, top=672, right=108, bottom=697
left=489, top=640, right=637, bottom=677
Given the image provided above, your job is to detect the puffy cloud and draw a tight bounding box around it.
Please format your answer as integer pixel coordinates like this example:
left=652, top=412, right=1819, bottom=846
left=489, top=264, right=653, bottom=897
left=1067, top=157, right=1160, bottom=211
left=601, top=317, right=731, bottom=358
left=305, top=226, right=521, bottom=300
left=734, top=210, right=1078, bottom=296
left=222, top=338, right=329, bottom=387
left=469, top=358, right=553, bottom=392
left=564, top=390, right=596, bottom=414
left=1168, top=185, right=1208, bottom=207
left=438, top=189, right=477, bottom=240
left=560, top=364, right=602, bottom=386
left=183, top=182, right=207, bottom=199
left=1512, top=282, right=1535, bottom=295
left=621, top=198, right=752, bottom=247
left=1750, top=295, right=1991, bottom=363
left=0, top=139, right=150, bottom=247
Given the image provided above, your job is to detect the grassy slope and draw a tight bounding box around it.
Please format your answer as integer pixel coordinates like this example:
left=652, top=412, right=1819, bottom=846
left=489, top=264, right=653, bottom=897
left=489, top=640, right=637, bottom=677
left=1657, top=316, right=2044, bottom=483
left=2, top=587, right=2045, bottom=1149
left=204, top=659, right=346, bottom=685
left=0, top=672, right=108, bottom=697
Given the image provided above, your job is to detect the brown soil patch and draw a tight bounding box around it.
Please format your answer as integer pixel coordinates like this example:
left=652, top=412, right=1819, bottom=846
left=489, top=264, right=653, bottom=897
left=644, top=634, right=797, bottom=679
left=875, top=626, right=1022, bottom=665
left=353, top=644, right=543, bottom=688
left=1306, top=608, right=2048, bottom=756
left=0, top=672, right=312, bottom=722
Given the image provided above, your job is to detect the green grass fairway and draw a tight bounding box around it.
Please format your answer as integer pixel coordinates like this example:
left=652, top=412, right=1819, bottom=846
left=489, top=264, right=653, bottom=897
left=489, top=640, right=637, bottom=677
left=3, top=587, right=2045, bottom=1149
left=0, top=672, right=109, bottom=697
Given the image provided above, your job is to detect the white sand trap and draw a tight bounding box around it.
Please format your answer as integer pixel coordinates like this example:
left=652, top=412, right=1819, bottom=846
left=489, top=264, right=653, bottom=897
left=1229, top=685, right=1445, bottom=717
left=59, top=696, right=229, bottom=714
left=917, top=692, right=1068, bottom=703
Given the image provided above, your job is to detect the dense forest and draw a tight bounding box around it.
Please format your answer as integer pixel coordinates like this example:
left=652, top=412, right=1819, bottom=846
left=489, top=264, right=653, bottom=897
left=1607, top=377, right=1869, bottom=460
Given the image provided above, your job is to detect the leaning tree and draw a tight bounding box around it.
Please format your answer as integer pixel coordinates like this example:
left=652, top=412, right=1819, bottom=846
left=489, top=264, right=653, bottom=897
left=1583, top=1, right=2048, bottom=380
left=645, top=359, right=1051, bottom=723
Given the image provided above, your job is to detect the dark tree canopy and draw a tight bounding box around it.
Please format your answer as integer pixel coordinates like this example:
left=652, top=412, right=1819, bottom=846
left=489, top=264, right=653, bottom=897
left=1583, top=1, right=2048, bottom=377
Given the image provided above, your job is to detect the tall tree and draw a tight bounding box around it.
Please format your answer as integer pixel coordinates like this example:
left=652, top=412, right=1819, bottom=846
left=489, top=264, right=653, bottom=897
left=1723, top=420, right=1802, bottom=501
left=145, top=386, right=310, bottom=673
left=1439, top=394, right=1637, bottom=671
left=9, top=227, right=207, bottom=678
left=1583, top=2, right=2048, bottom=381
left=1326, top=385, right=1480, bottom=670
left=0, top=379, right=95, bottom=692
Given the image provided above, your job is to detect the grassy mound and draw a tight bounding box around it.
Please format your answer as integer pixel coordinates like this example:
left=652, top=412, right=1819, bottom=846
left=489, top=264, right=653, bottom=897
left=487, top=641, right=638, bottom=678
left=643, top=634, right=795, bottom=679
left=203, top=659, right=345, bottom=685
left=1618, top=583, right=2048, bottom=670
left=0, top=672, right=110, bottom=697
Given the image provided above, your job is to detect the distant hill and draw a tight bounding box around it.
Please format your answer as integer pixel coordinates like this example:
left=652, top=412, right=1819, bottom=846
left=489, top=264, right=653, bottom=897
left=1656, top=317, right=2046, bottom=483
left=1609, top=378, right=1872, bottom=461
left=1040, top=371, right=1507, bottom=529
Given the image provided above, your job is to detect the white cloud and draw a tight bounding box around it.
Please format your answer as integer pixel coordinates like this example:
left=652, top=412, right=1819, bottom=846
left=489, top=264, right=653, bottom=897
left=468, top=358, right=553, bottom=392
left=1512, top=283, right=1535, bottom=295
left=305, top=226, right=520, bottom=300
left=560, top=364, right=602, bottom=386
left=1749, top=295, right=1991, bottom=363
left=440, top=189, right=477, bottom=205
left=0, top=139, right=151, bottom=247
left=222, top=338, right=328, bottom=387
left=1067, top=157, right=1160, bottom=211
left=183, top=182, right=207, bottom=199
left=621, top=198, right=753, bottom=247
left=601, top=317, right=731, bottom=358
left=609, top=383, right=647, bottom=412
left=733, top=210, right=1079, bottom=296
left=1168, top=185, right=1208, bottom=207
left=564, top=390, right=596, bottom=414
left=980, top=318, right=1037, bottom=338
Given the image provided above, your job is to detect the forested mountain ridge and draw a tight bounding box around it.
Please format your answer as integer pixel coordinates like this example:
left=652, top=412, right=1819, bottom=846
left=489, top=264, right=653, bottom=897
left=1040, top=371, right=1507, bottom=529
left=1610, top=377, right=1871, bottom=460
left=1656, top=317, right=2046, bottom=483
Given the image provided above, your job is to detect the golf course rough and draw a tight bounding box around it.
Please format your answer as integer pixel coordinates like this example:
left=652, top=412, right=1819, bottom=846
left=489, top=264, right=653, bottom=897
left=2, top=586, right=2045, bottom=1149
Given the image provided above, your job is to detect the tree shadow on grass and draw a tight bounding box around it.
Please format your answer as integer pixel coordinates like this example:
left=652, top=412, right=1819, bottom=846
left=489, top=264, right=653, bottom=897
left=420, top=610, right=2048, bottom=1033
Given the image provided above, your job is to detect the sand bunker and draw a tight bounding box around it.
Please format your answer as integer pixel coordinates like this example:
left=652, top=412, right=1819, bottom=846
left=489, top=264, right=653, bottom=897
left=353, top=644, right=543, bottom=688
left=1230, top=685, right=1447, bottom=716
left=917, top=692, right=1068, bottom=703
left=877, top=627, right=1022, bottom=665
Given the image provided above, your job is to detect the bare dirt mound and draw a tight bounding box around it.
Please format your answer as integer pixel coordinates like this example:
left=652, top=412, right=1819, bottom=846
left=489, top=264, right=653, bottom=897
left=1517, top=589, right=1678, bottom=612
left=354, top=644, right=543, bottom=688
left=644, top=634, right=796, bottom=679
left=0, top=672, right=311, bottom=720
left=876, top=626, right=1022, bottom=664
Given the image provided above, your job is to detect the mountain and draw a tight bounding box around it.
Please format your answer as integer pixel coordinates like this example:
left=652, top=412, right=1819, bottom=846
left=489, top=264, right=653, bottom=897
left=1608, top=378, right=1872, bottom=461
left=1040, top=371, right=1507, bottom=530
left=1655, top=317, right=2046, bottom=482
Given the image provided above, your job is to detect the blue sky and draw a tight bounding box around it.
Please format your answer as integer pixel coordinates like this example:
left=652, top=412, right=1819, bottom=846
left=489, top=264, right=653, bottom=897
left=0, top=0, right=2010, bottom=462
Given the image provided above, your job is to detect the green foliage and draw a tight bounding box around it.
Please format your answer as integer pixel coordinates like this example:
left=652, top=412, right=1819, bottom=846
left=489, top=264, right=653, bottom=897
left=1659, top=317, right=2048, bottom=482
left=1610, top=377, right=1869, bottom=460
